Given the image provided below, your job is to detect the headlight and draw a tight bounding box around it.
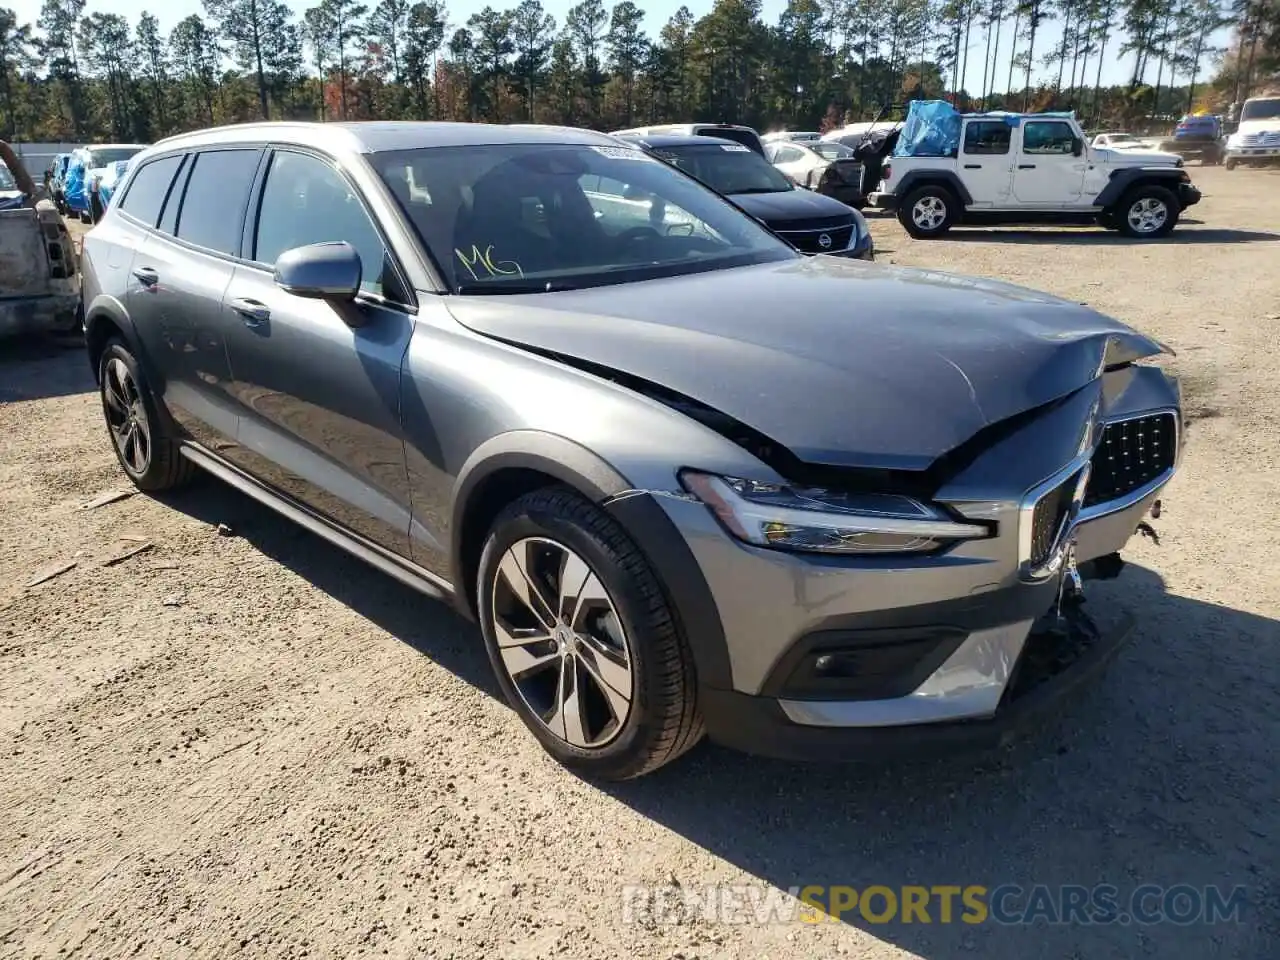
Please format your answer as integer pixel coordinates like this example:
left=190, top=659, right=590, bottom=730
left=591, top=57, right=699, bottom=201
left=680, top=472, right=990, bottom=555
left=1227, top=134, right=1241, bottom=147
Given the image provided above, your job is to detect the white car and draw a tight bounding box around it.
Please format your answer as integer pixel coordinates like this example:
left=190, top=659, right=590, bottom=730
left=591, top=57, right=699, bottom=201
left=1092, top=132, right=1157, bottom=151
left=868, top=110, right=1201, bottom=239
left=761, top=130, right=822, bottom=143
left=1224, top=96, right=1280, bottom=169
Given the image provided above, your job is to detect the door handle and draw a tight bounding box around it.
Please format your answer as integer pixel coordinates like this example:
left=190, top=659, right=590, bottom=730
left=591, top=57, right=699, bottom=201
left=229, top=297, right=270, bottom=326
left=964, top=163, right=982, bottom=169
left=1018, top=164, right=1036, bottom=169
left=132, top=266, right=159, bottom=286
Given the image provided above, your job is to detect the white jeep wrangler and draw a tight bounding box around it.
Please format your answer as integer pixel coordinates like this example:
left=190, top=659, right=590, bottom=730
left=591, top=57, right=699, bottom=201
left=868, top=112, right=1202, bottom=239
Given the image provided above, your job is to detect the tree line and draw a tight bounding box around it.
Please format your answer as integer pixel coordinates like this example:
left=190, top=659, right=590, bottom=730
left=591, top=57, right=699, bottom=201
left=1, top=0, right=1277, bottom=145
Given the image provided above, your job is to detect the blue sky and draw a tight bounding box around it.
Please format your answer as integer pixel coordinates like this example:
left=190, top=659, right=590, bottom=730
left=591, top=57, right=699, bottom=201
left=10, top=0, right=1231, bottom=94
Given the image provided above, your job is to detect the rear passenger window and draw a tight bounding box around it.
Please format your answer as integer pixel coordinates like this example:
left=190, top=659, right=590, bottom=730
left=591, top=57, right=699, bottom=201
left=964, top=121, right=1011, bottom=155
left=174, top=149, right=261, bottom=255
left=118, top=154, right=183, bottom=226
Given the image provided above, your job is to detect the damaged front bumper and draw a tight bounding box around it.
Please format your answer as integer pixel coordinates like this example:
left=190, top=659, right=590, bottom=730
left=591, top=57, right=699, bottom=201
left=603, top=363, right=1180, bottom=764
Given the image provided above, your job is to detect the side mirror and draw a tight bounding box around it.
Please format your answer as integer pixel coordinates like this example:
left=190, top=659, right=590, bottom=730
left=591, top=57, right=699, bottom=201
left=1072, top=137, right=1085, bottom=157
left=274, top=242, right=362, bottom=301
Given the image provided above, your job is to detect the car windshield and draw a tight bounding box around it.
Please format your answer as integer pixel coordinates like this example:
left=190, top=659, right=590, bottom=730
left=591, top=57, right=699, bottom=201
left=87, top=147, right=143, bottom=167
left=374, top=142, right=795, bottom=294
left=810, top=141, right=854, bottom=159
left=1241, top=99, right=1280, bottom=121
left=651, top=143, right=794, bottom=195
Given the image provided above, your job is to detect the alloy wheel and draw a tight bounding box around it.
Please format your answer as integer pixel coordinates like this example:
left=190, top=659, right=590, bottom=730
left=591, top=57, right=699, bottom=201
left=490, top=536, right=634, bottom=749
left=911, top=195, right=947, bottom=230
left=1126, top=197, right=1169, bottom=234
left=103, top=357, right=150, bottom=475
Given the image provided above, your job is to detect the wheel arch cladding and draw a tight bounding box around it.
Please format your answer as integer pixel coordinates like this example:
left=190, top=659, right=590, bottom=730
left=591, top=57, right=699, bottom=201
left=1094, top=167, right=1186, bottom=209
left=84, top=297, right=136, bottom=382
left=897, top=170, right=973, bottom=207
left=450, top=432, right=632, bottom=620
left=450, top=432, right=735, bottom=691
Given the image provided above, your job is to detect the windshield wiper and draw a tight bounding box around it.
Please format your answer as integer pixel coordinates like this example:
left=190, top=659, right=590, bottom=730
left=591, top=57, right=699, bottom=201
left=455, top=281, right=575, bottom=295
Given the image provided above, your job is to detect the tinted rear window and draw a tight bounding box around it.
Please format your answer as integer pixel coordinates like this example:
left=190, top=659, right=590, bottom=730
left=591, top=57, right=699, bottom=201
left=174, top=149, right=261, bottom=255
left=118, top=154, right=184, bottom=227
left=697, top=128, right=763, bottom=154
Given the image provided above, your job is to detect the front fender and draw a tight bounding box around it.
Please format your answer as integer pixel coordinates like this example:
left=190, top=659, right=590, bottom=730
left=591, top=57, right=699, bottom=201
left=1094, top=167, right=1190, bottom=208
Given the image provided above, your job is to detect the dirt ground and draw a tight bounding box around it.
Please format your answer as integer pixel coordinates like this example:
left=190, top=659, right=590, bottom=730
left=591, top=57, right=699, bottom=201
left=2, top=167, right=1278, bottom=960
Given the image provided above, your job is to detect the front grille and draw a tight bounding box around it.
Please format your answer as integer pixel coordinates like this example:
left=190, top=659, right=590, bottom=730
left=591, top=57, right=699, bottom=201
left=776, top=224, right=854, bottom=253
left=1083, top=413, right=1177, bottom=507
left=1239, top=131, right=1280, bottom=147
left=1030, top=469, right=1081, bottom=568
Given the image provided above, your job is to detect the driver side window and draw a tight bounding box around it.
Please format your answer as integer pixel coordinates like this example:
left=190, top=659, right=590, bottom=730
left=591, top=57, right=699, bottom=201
left=253, top=150, right=390, bottom=297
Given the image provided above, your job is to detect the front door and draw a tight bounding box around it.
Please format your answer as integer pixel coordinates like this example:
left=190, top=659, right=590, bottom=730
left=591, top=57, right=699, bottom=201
left=959, top=119, right=1014, bottom=206
left=1011, top=119, right=1087, bottom=205
left=219, top=148, right=416, bottom=558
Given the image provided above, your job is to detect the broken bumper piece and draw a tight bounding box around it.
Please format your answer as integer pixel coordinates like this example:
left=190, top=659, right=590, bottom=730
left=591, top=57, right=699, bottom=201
left=698, top=582, right=1137, bottom=763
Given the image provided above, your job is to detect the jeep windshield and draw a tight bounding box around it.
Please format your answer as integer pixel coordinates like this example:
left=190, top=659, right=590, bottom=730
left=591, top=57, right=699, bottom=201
left=374, top=142, right=796, bottom=295
left=1241, top=99, right=1280, bottom=122
left=650, top=142, right=795, bottom=195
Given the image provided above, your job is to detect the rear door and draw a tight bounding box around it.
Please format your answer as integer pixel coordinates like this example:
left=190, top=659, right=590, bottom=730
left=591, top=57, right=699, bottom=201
left=124, top=147, right=263, bottom=451
left=219, top=147, right=417, bottom=557
left=959, top=119, right=1014, bottom=206
left=1011, top=119, right=1087, bottom=205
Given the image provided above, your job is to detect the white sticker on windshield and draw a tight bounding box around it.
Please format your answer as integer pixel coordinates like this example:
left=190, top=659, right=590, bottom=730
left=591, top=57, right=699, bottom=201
left=720, top=144, right=750, bottom=152
left=590, top=145, right=653, bottom=161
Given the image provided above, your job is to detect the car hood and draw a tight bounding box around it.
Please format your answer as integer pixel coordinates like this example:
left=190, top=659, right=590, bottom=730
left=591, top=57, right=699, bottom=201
left=728, top=188, right=853, bottom=227
left=447, top=256, right=1166, bottom=471
left=1096, top=146, right=1181, bottom=165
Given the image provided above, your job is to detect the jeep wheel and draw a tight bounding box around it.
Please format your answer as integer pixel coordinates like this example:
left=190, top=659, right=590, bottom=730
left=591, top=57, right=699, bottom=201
left=90, top=192, right=104, bottom=223
left=1224, top=158, right=1237, bottom=171
left=898, top=185, right=957, bottom=238
left=1116, top=185, right=1180, bottom=238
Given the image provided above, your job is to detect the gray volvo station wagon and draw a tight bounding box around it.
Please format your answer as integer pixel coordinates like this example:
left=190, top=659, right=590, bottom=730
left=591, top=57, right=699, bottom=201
left=82, top=122, right=1182, bottom=780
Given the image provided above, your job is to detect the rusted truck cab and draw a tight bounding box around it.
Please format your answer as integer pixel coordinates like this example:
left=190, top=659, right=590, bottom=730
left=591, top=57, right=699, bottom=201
left=0, top=139, right=81, bottom=336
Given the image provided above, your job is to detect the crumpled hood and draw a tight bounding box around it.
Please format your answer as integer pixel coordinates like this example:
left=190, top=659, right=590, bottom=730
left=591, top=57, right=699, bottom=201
left=729, top=188, right=854, bottom=227
left=447, top=256, right=1166, bottom=470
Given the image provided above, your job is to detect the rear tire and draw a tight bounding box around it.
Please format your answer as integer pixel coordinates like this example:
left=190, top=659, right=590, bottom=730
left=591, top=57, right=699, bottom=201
left=90, top=192, right=104, bottom=223
left=1115, top=184, right=1180, bottom=238
left=98, top=339, right=197, bottom=492
left=477, top=486, right=704, bottom=780
left=898, top=185, right=957, bottom=238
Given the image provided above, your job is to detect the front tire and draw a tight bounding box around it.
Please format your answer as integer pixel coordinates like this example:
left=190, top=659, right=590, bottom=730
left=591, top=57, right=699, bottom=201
left=1115, top=185, right=1180, bottom=238
left=98, top=339, right=196, bottom=492
left=477, top=486, right=704, bottom=780
left=898, top=185, right=957, bottom=238
left=1224, top=158, right=1237, bottom=171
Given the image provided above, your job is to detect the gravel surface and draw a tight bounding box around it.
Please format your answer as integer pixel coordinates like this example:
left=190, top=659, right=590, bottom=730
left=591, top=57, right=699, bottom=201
left=2, top=167, right=1278, bottom=959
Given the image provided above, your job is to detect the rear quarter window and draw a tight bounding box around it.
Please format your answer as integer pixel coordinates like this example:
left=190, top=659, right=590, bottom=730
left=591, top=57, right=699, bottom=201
left=117, top=154, right=184, bottom=227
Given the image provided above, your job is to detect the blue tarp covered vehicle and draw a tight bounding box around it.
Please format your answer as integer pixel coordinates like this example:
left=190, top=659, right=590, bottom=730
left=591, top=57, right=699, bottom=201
left=64, top=149, right=90, bottom=215
left=96, top=159, right=133, bottom=210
